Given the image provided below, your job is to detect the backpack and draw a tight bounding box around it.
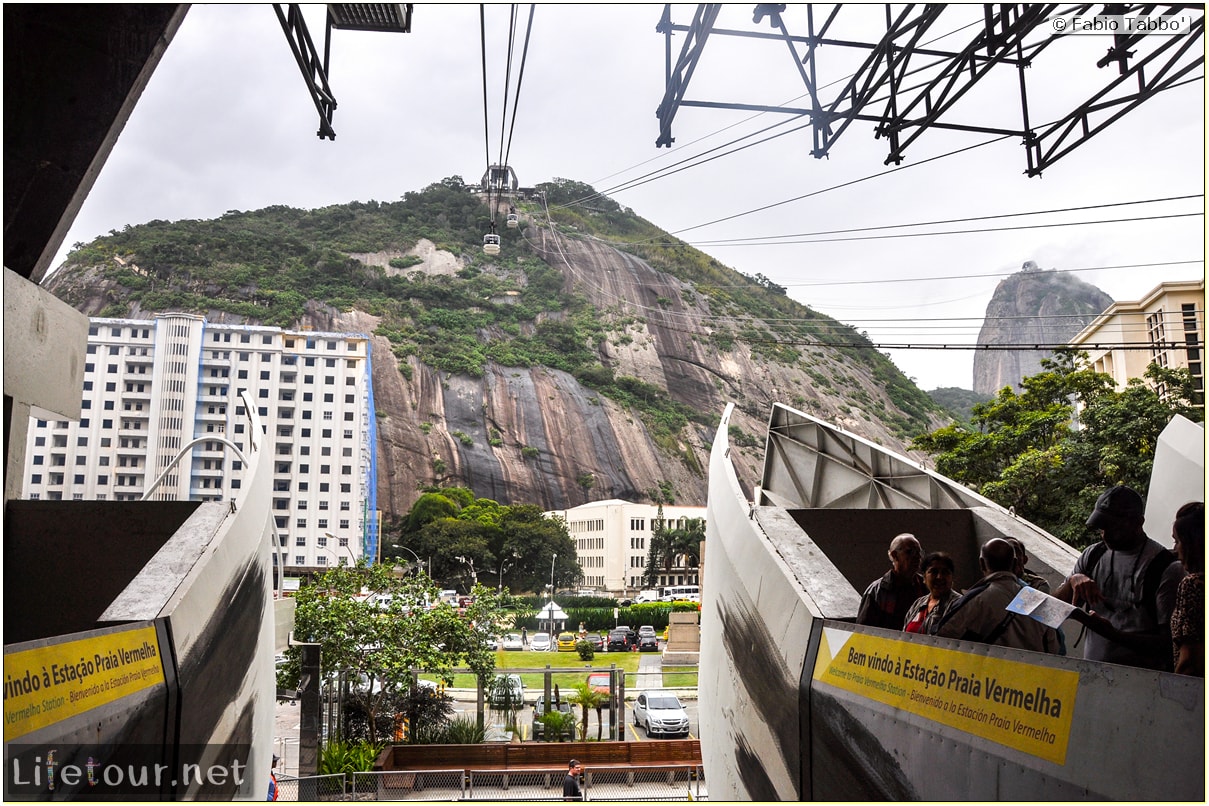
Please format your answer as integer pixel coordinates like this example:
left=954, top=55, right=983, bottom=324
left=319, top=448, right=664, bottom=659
left=1082, top=541, right=1177, bottom=624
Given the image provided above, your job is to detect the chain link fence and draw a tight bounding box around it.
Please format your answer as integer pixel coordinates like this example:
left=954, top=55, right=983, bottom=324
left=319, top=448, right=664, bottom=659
left=275, top=765, right=706, bottom=801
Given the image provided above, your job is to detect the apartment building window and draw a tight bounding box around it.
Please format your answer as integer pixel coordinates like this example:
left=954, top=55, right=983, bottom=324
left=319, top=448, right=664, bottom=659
left=323, top=393, right=334, bottom=403
left=318, top=519, right=328, bottom=529
left=316, top=556, right=327, bottom=566
left=296, top=536, right=306, bottom=546
left=296, top=519, right=306, bottom=529
left=339, top=519, right=350, bottom=529
left=295, top=556, right=305, bottom=565
left=340, top=501, right=350, bottom=511
left=318, top=501, right=328, bottom=510
left=317, top=534, right=328, bottom=547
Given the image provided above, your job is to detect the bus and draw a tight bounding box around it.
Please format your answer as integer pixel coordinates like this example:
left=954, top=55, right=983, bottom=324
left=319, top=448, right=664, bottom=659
left=659, top=585, right=700, bottom=603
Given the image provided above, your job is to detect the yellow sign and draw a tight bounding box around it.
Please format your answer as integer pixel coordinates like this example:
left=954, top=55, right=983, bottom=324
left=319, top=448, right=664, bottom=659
left=4, top=624, right=166, bottom=742
left=812, top=628, right=1079, bottom=765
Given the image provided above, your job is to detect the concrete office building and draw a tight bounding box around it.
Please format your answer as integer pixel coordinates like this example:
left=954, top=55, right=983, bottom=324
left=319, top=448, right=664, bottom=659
left=20, top=312, right=378, bottom=578
left=546, top=499, right=705, bottom=596
left=1070, top=279, right=1205, bottom=405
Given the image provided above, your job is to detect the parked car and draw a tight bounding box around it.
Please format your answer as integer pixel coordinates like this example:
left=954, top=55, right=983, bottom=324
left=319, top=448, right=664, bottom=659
left=638, top=625, right=657, bottom=639
left=633, top=691, right=690, bottom=738
left=488, top=673, right=525, bottom=708
left=637, top=634, right=659, bottom=652
left=501, top=633, right=524, bottom=651
left=607, top=628, right=635, bottom=652
left=532, top=695, right=576, bottom=740
left=586, top=672, right=612, bottom=700
left=530, top=632, right=552, bottom=652
left=584, top=633, right=604, bottom=652
left=556, top=632, right=578, bottom=651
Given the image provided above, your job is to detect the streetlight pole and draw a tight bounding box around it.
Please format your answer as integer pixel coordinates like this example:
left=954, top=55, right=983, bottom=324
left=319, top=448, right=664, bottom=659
left=549, top=553, right=557, bottom=596
left=396, top=545, right=422, bottom=575
left=324, top=533, right=357, bottom=566
left=455, top=555, right=478, bottom=588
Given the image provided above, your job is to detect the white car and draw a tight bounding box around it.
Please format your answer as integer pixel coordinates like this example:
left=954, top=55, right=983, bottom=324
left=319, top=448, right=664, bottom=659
left=501, top=633, right=524, bottom=651
left=529, top=632, right=552, bottom=651
left=633, top=690, right=690, bottom=738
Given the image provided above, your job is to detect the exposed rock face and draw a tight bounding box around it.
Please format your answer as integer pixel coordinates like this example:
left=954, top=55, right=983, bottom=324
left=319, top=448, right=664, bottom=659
left=973, top=263, right=1113, bottom=395
left=45, top=224, right=948, bottom=517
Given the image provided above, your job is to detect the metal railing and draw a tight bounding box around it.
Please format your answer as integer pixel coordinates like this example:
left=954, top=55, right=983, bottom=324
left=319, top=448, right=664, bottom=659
left=275, top=765, right=707, bottom=801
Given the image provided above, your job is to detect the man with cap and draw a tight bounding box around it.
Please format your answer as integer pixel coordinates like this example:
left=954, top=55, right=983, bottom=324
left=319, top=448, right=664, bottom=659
left=1054, top=485, right=1184, bottom=670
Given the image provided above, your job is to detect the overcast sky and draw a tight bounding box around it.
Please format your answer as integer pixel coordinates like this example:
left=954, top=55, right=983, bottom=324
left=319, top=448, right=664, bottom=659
left=55, top=4, right=1204, bottom=391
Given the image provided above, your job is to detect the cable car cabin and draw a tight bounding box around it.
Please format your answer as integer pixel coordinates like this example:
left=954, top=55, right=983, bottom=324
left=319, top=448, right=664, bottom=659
left=506, top=213, right=519, bottom=228
left=483, top=233, right=501, bottom=255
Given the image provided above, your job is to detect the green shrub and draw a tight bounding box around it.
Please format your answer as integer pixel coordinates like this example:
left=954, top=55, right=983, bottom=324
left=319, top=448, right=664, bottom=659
left=575, top=640, right=595, bottom=661
left=443, top=715, right=487, bottom=744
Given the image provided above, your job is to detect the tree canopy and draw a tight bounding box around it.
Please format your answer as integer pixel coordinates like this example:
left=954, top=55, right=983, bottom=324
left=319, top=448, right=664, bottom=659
left=290, top=562, right=512, bottom=743
left=911, top=351, right=1202, bottom=547
left=385, top=487, right=580, bottom=595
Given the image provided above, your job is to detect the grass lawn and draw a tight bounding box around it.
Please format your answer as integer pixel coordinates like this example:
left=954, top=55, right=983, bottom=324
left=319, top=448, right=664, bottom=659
left=430, top=649, right=642, bottom=690
left=661, top=666, right=699, bottom=687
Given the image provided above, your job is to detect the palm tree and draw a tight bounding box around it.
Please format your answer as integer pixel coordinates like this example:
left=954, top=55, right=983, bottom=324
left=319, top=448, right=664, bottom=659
left=567, top=682, right=607, bottom=742
left=664, top=517, right=704, bottom=570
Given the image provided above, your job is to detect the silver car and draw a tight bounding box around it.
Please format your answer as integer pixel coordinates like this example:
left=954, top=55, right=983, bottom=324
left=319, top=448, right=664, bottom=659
left=633, top=691, right=690, bottom=738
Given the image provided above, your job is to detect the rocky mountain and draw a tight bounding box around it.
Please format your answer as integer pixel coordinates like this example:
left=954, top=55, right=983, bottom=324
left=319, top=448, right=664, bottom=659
left=972, top=262, right=1113, bottom=395
left=43, top=178, right=948, bottom=516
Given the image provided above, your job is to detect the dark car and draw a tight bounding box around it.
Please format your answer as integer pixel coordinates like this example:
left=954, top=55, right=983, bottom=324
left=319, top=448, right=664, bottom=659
left=585, top=633, right=604, bottom=652
left=637, top=634, right=659, bottom=652
left=532, top=695, right=576, bottom=740
left=607, top=629, right=632, bottom=652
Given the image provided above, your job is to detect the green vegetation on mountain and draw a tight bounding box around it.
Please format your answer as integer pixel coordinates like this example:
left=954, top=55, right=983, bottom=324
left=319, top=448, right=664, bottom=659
left=59, top=176, right=941, bottom=442
left=928, top=387, right=994, bottom=423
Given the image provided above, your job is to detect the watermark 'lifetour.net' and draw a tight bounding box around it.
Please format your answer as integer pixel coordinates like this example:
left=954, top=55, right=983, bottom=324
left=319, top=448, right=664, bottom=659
left=6, top=744, right=252, bottom=798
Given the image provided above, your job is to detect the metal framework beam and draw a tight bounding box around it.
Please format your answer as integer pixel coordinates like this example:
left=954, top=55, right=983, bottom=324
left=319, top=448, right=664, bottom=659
left=273, top=4, right=414, bottom=140
left=653, top=3, right=1205, bottom=175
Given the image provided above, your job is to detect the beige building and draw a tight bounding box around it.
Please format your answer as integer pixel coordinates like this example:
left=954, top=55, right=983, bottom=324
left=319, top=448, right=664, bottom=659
left=1070, top=280, right=1204, bottom=405
left=545, top=499, right=705, bottom=596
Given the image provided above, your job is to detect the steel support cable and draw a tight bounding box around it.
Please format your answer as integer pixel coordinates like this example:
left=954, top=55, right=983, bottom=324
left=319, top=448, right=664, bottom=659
left=598, top=194, right=1202, bottom=247
left=495, top=5, right=518, bottom=176
left=521, top=222, right=1199, bottom=352
left=502, top=5, right=536, bottom=176
left=523, top=209, right=1202, bottom=335
left=680, top=211, right=1206, bottom=248
left=479, top=6, right=494, bottom=222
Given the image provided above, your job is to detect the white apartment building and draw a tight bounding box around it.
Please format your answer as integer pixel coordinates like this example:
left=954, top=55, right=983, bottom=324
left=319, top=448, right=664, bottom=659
left=1070, top=279, right=1204, bottom=405
left=546, top=499, right=705, bottom=596
left=20, top=313, right=378, bottom=578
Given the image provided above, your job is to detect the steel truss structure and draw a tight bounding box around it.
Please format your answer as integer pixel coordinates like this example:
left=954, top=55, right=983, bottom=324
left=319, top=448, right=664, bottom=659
left=274, top=3, right=413, bottom=140
left=655, top=3, right=1204, bottom=175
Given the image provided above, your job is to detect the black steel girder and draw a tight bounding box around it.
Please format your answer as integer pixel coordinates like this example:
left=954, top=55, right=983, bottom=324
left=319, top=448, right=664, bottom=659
left=274, top=4, right=414, bottom=140
left=652, top=3, right=1205, bottom=176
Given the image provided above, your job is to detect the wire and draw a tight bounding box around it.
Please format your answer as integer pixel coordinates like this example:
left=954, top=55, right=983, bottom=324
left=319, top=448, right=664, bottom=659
left=681, top=195, right=1204, bottom=246
left=502, top=6, right=536, bottom=176
left=479, top=6, right=492, bottom=211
